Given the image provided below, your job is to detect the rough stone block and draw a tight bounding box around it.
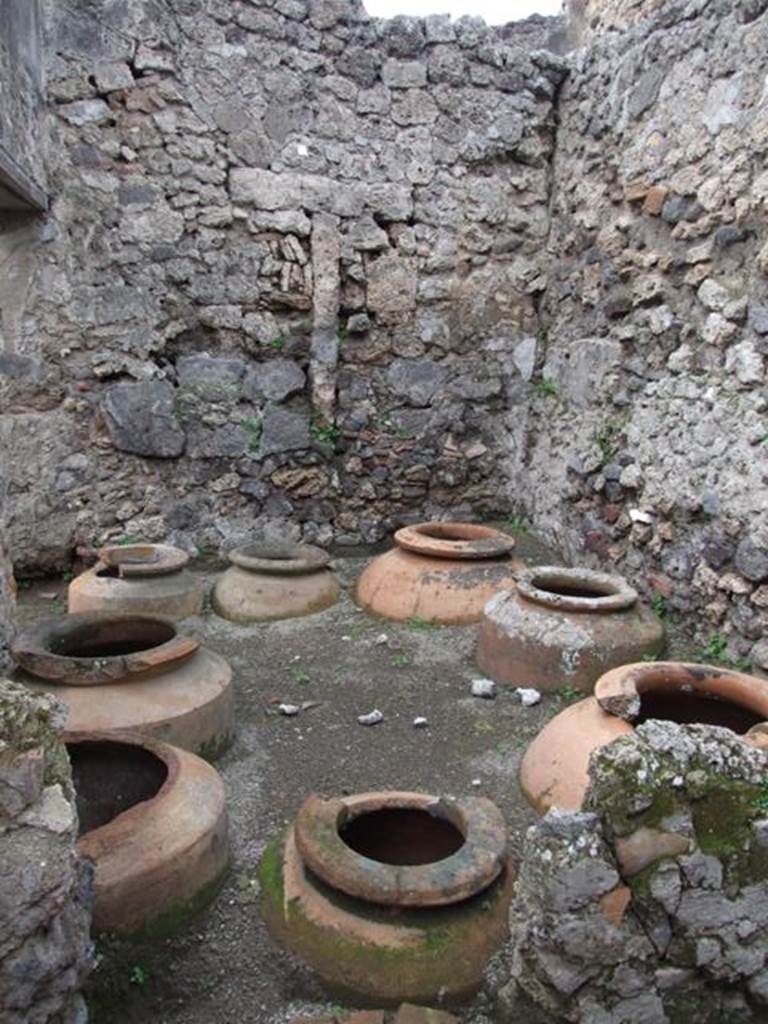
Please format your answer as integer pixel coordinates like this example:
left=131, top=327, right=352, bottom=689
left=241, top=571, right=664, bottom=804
left=177, top=354, right=247, bottom=401
left=260, top=405, right=310, bottom=455
left=93, top=61, right=135, bottom=93
left=386, top=358, right=447, bottom=407
left=58, top=99, right=112, bottom=126
left=243, top=359, right=306, bottom=403
left=367, top=254, right=417, bottom=318
left=102, top=381, right=186, bottom=458
left=382, top=59, right=427, bottom=89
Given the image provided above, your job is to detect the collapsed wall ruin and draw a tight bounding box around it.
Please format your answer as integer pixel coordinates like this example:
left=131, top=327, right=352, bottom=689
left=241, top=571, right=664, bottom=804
left=495, top=720, right=768, bottom=1022
left=0, top=0, right=766, bottom=668
left=0, top=680, right=94, bottom=1024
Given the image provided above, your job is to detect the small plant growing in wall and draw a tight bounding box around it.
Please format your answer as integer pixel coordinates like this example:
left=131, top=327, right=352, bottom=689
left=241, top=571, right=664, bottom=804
left=594, top=417, right=627, bottom=467
left=265, top=335, right=286, bottom=352
left=650, top=594, right=669, bottom=620
left=129, top=965, right=148, bottom=987
left=535, top=377, right=558, bottom=398
left=504, top=513, right=529, bottom=535
left=697, top=632, right=751, bottom=672
left=309, top=416, right=341, bottom=444
left=243, top=417, right=262, bottom=452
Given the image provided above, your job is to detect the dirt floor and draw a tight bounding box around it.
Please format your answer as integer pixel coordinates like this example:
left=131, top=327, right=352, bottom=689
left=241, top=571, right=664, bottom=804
left=13, top=528, right=658, bottom=1024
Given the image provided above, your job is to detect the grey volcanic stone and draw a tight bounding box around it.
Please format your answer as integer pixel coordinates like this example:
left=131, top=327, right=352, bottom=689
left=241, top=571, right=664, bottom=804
left=58, top=99, right=112, bottom=125
left=102, top=381, right=186, bottom=458
left=387, top=358, right=447, bottom=406
left=177, top=354, right=246, bottom=400
left=734, top=537, right=768, bottom=582
left=243, top=359, right=306, bottom=403
left=260, top=405, right=310, bottom=454
left=627, top=67, right=664, bottom=118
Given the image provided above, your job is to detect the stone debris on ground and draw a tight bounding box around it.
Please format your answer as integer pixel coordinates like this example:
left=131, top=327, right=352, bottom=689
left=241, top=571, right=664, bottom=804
left=515, top=687, right=542, bottom=706
left=471, top=678, right=498, bottom=699
left=357, top=709, right=384, bottom=726
left=278, top=703, right=301, bottom=717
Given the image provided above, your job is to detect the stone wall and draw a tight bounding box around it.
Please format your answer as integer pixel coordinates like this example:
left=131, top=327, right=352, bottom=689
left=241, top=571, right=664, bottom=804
left=0, top=681, right=93, bottom=1023
left=0, top=0, right=47, bottom=207
left=0, top=0, right=566, bottom=572
left=496, top=721, right=768, bottom=1023
left=511, top=0, right=768, bottom=668
left=565, top=0, right=668, bottom=45
left=0, top=479, right=15, bottom=672
left=1, top=0, right=767, bottom=662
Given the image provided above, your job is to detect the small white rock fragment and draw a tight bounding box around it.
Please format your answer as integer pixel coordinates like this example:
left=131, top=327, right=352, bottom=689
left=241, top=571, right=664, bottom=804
left=373, top=633, right=389, bottom=645
left=278, top=703, right=300, bottom=717
left=413, top=716, right=428, bottom=728
left=629, top=508, right=653, bottom=524
left=358, top=709, right=384, bottom=726
left=516, top=687, right=541, bottom=706
left=471, top=778, right=482, bottom=787
left=471, top=677, right=497, bottom=699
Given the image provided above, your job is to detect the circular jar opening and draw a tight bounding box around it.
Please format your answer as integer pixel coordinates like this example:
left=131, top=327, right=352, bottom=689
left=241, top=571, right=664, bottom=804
left=395, top=522, right=515, bottom=561
left=229, top=543, right=329, bottom=575
left=636, top=689, right=764, bottom=735
left=95, top=565, right=121, bottom=579
left=68, top=739, right=168, bottom=836
left=97, top=544, right=188, bottom=578
left=51, top=618, right=177, bottom=659
left=239, top=544, right=297, bottom=561
left=417, top=524, right=483, bottom=542
left=517, top=567, right=637, bottom=613
left=340, top=807, right=465, bottom=866
left=529, top=577, right=616, bottom=600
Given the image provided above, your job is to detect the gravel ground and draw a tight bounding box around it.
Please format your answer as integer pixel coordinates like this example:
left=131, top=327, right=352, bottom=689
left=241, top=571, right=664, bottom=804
left=14, top=528, right=644, bottom=1024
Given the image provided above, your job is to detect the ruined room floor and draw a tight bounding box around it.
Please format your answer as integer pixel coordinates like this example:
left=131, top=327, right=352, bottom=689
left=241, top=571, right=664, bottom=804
left=15, top=532, right=625, bottom=1023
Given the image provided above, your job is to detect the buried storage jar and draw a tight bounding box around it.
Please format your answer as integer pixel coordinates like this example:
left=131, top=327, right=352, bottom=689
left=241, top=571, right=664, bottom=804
left=69, top=731, right=229, bottom=935
left=259, top=789, right=515, bottom=1005
left=68, top=543, right=205, bottom=621
left=520, top=660, right=768, bottom=813
left=11, top=613, right=234, bottom=758
left=213, top=543, right=340, bottom=623
left=476, top=565, right=665, bottom=692
left=355, top=522, right=524, bottom=624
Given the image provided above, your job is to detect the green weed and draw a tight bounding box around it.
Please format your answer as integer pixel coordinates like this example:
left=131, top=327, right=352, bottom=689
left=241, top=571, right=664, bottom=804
left=650, top=594, right=668, bottom=620
left=129, top=966, right=148, bottom=987
left=698, top=632, right=751, bottom=671
left=558, top=684, right=582, bottom=703
left=243, top=417, right=262, bottom=451
left=535, top=377, right=558, bottom=397
left=391, top=655, right=415, bottom=671
left=406, top=617, right=437, bottom=633
left=504, top=514, right=529, bottom=535
left=309, top=417, right=341, bottom=444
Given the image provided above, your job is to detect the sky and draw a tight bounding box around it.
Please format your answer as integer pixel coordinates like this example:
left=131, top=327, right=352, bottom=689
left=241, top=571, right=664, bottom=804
left=365, top=0, right=562, bottom=24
